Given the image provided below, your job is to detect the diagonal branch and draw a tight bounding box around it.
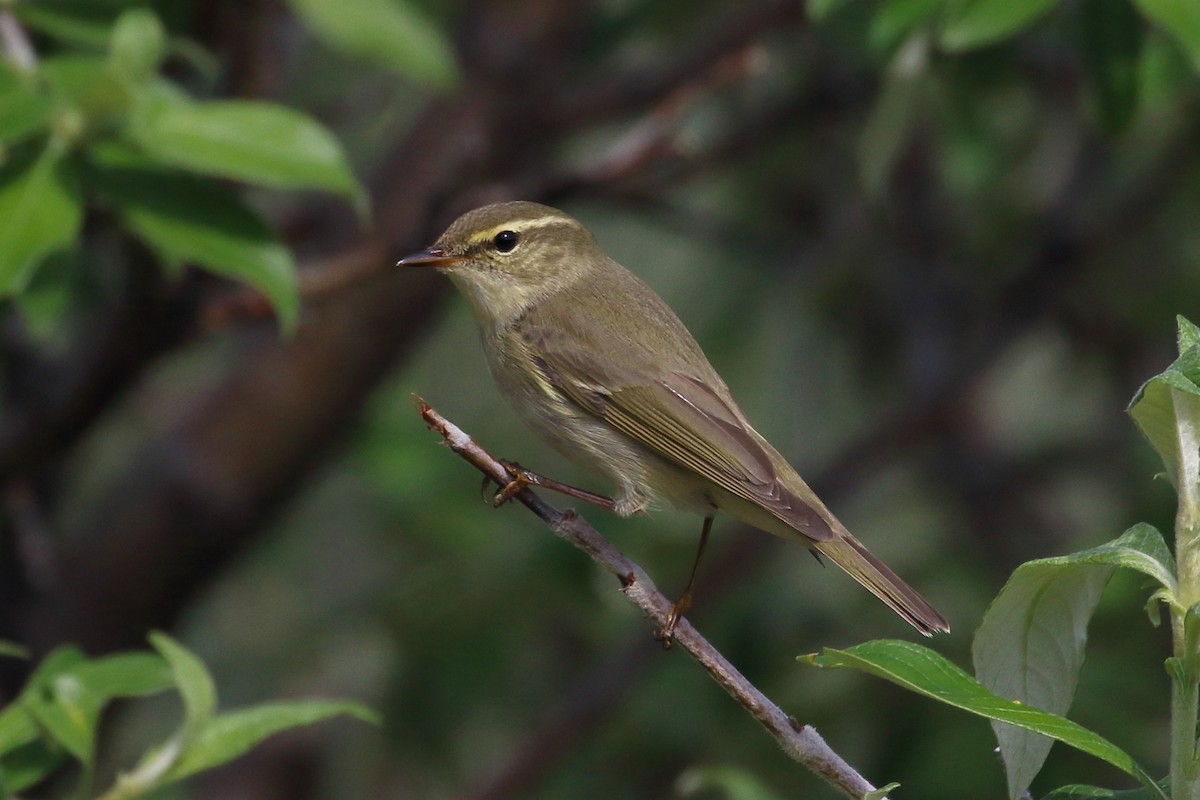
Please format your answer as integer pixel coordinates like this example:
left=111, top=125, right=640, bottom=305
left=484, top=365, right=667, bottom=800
left=415, top=396, right=886, bottom=800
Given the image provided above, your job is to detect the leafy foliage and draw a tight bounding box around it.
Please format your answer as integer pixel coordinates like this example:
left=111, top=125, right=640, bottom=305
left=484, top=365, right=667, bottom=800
left=0, top=5, right=369, bottom=329
left=806, top=640, right=1164, bottom=798
left=4, top=0, right=1200, bottom=797
left=0, top=633, right=375, bottom=798
left=807, top=318, right=1200, bottom=800
left=285, top=0, right=458, bottom=88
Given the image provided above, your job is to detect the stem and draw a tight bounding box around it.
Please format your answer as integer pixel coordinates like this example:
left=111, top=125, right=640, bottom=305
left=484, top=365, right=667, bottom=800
left=1172, top=653, right=1199, bottom=800
left=1171, top=388, right=1200, bottom=800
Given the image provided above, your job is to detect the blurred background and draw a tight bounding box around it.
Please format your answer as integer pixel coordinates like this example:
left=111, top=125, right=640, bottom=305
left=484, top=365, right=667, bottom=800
left=2, top=0, right=1198, bottom=797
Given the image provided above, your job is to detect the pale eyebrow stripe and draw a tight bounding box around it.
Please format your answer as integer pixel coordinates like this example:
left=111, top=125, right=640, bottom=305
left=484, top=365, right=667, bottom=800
left=465, top=216, right=578, bottom=245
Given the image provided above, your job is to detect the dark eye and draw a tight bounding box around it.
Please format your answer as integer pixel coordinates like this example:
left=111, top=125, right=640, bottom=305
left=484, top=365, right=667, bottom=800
left=493, top=230, right=519, bottom=253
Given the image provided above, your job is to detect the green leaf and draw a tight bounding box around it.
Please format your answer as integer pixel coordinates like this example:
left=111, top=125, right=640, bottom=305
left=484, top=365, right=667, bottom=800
left=130, top=98, right=366, bottom=210
left=14, top=4, right=115, bottom=49
left=22, top=664, right=99, bottom=763
left=0, top=705, right=40, bottom=753
left=39, top=55, right=133, bottom=133
left=163, top=701, right=378, bottom=782
left=808, top=0, right=857, bottom=22
left=0, top=647, right=174, bottom=775
left=0, top=142, right=83, bottom=294
left=676, top=764, right=788, bottom=800
left=87, top=143, right=299, bottom=330
left=287, top=0, right=458, bottom=88
left=972, top=524, right=1174, bottom=800
left=0, top=66, right=52, bottom=144
left=870, top=0, right=943, bottom=53
left=805, top=640, right=1165, bottom=799
left=0, top=739, right=70, bottom=794
left=1178, top=315, right=1200, bottom=351
left=149, top=633, right=216, bottom=746
left=1133, top=0, right=1200, bottom=70
left=1129, top=317, right=1200, bottom=518
left=1043, top=783, right=1168, bottom=799
left=74, top=653, right=174, bottom=699
left=941, top=0, right=1059, bottom=51
left=1080, top=0, right=1144, bottom=134
left=108, top=8, right=166, bottom=84
left=859, top=32, right=930, bottom=201
left=1011, top=523, right=1176, bottom=592
left=0, top=641, right=29, bottom=659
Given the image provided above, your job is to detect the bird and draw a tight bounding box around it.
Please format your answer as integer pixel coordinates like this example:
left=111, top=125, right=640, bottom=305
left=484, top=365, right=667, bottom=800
left=398, top=201, right=949, bottom=638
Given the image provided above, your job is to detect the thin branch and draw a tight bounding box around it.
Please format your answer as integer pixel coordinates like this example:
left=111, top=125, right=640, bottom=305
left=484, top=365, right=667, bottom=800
left=415, top=396, right=885, bottom=800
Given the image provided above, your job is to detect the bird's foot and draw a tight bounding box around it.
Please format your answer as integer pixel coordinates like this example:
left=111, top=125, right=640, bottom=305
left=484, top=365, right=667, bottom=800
left=486, top=460, right=617, bottom=511
left=654, top=591, right=693, bottom=650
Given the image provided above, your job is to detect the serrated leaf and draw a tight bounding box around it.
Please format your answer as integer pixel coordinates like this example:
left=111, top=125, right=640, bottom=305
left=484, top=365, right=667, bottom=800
left=130, top=99, right=365, bottom=210
left=1178, top=315, right=1200, bottom=351
left=0, top=142, right=82, bottom=294
left=87, top=143, right=298, bottom=330
left=941, top=0, right=1059, bottom=51
left=805, top=640, right=1164, bottom=798
left=149, top=633, right=215, bottom=746
left=1025, top=523, right=1175, bottom=591
left=972, top=525, right=1175, bottom=800
left=109, top=8, right=166, bottom=84
left=0, top=66, right=52, bottom=144
left=974, top=524, right=1174, bottom=799
left=163, top=701, right=378, bottom=782
left=287, top=0, right=458, bottom=88
left=1080, top=0, right=1144, bottom=134
left=1133, top=0, right=1200, bottom=70
left=1129, top=318, right=1200, bottom=527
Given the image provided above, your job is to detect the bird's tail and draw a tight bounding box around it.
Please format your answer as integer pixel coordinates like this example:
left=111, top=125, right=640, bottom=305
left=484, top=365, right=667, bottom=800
left=813, top=532, right=949, bottom=636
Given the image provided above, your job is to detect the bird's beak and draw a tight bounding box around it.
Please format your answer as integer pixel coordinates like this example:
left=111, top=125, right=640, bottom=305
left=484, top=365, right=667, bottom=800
left=396, top=247, right=464, bottom=268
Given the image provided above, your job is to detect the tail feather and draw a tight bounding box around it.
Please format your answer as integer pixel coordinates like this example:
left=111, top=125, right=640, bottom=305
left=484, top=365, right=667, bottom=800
left=813, top=534, right=949, bottom=636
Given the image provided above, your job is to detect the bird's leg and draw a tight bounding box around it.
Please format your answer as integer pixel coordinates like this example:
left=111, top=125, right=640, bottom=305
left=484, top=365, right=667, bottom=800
left=487, top=460, right=617, bottom=511
left=656, top=515, right=714, bottom=649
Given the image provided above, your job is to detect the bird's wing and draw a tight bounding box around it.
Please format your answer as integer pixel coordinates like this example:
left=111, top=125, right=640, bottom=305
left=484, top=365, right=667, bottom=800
left=534, top=349, right=834, bottom=542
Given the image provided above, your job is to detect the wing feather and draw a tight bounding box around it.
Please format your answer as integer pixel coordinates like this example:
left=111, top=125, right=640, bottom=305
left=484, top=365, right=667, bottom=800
left=542, top=358, right=832, bottom=541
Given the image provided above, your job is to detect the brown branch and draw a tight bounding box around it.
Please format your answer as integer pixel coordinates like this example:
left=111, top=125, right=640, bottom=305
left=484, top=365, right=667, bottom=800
left=0, top=241, right=195, bottom=481
left=553, top=0, right=805, bottom=126
left=416, top=396, right=886, bottom=800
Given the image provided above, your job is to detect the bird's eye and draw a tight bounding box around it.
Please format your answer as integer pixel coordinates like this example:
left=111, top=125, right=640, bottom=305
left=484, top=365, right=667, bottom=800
left=493, top=230, right=519, bottom=253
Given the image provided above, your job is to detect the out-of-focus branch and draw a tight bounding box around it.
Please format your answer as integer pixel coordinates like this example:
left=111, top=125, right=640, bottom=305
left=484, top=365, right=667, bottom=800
left=553, top=0, right=805, bottom=126
left=0, top=242, right=195, bottom=481
left=416, top=397, right=886, bottom=800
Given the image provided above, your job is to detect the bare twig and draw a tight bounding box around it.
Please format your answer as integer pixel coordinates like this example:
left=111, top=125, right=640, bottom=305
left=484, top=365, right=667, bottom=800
left=415, top=396, right=885, bottom=800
